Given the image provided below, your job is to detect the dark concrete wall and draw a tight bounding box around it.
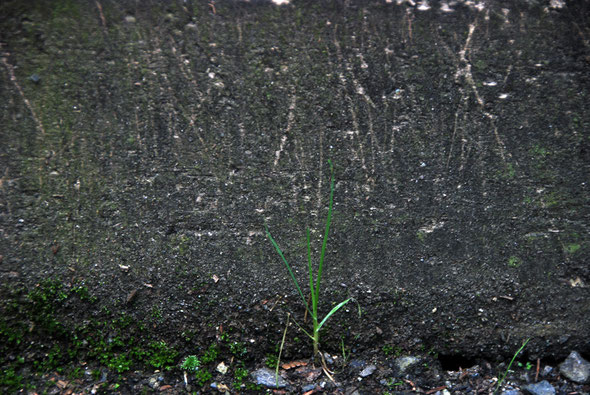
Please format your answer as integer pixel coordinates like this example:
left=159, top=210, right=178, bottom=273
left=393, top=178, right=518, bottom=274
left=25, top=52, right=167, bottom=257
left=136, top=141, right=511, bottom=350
left=1, top=0, right=589, bottom=359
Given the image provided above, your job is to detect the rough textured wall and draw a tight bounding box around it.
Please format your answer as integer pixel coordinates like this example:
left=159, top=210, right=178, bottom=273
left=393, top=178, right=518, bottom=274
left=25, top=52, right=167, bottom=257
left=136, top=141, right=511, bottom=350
left=1, top=0, right=589, bottom=362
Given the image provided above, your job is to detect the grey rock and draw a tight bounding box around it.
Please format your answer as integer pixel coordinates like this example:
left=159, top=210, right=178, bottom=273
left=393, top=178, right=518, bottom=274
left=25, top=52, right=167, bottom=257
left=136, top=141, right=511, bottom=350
left=359, top=364, right=377, bottom=377
left=394, top=356, right=420, bottom=375
left=147, top=375, right=163, bottom=389
left=559, top=351, right=590, bottom=383
left=349, top=359, right=366, bottom=369
left=541, top=365, right=554, bottom=377
left=323, top=352, right=334, bottom=365
left=251, top=367, right=288, bottom=388
left=501, top=390, right=523, bottom=395
left=522, top=380, right=555, bottom=395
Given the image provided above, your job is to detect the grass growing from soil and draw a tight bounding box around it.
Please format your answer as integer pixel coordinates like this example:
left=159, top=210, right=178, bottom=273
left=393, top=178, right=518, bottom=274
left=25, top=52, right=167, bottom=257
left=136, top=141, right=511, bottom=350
left=266, top=160, right=351, bottom=357
left=494, top=338, right=530, bottom=394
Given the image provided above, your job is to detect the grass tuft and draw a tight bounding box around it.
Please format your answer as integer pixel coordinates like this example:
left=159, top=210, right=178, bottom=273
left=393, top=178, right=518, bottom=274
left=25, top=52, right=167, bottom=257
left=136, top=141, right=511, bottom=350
left=266, top=160, right=351, bottom=357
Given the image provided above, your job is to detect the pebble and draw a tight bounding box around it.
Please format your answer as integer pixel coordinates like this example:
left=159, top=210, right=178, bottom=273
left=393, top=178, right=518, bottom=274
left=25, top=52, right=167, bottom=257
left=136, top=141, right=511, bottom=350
left=559, top=351, right=590, bottom=384
left=216, top=361, right=228, bottom=374
left=250, top=367, right=288, bottom=388
left=522, top=380, right=555, bottom=395
left=147, top=374, right=164, bottom=389
left=348, top=359, right=366, bottom=369
left=147, top=377, right=159, bottom=389
left=394, top=356, right=420, bottom=375
left=359, top=364, right=377, bottom=377
left=541, top=365, right=554, bottom=377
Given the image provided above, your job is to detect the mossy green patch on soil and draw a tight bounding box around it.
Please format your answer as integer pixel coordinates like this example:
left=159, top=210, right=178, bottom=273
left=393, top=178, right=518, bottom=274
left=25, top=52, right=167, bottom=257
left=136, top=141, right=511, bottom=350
left=0, top=279, right=180, bottom=392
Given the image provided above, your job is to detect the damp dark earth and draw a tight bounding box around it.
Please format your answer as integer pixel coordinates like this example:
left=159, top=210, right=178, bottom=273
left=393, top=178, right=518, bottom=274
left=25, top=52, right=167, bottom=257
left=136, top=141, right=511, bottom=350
left=1, top=0, right=589, bottom=393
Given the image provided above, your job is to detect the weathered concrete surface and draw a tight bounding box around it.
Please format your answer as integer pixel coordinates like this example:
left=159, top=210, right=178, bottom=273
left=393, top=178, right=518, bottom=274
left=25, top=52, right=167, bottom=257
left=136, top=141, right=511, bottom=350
left=1, top=0, right=589, bottom=364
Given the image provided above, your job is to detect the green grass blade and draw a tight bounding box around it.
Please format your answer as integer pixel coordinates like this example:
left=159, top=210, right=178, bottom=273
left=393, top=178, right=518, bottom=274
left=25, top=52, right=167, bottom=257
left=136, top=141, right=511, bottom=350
left=494, top=338, right=530, bottom=394
left=317, top=298, right=351, bottom=331
left=306, top=228, right=317, bottom=319
left=315, top=160, right=334, bottom=302
left=265, top=226, right=309, bottom=310
left=288, top=314, right=315, bottom=341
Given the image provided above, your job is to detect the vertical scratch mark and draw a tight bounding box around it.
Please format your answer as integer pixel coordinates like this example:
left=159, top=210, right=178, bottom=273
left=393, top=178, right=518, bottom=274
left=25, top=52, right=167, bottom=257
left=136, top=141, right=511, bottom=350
left=273, top=94, right=297, bottom=168
left=331, top=26, right=374, bottom=192
left=237, top=21, right=243, bottom=45
left=447, top=106, right=460, bottom=169
left=366, top=107, right=377, bottom=176
left=405, top=9, right=413, bottom=43
left=134, top=106, right=145, bottom=151
left=454, top=23, right=484, bottom=107
left=189, top=114, right=208, bottom=154
left=331, top=29, right=365, bottom=170
left=95, top=1, right=107, bottom=29
left=503, top=64, right=513, bottom=86
left=454, top=22, right=508, bottom=162
left=1, top=56, right=46, bottom=135
left=346, top=96, right=367, bottom=171
left=488, top=118, right=507, bottom=161
left=169, top=35, right=201, bottom=93
left=389, top=123, right=398, bottom=155
left=274, top=135, right=288, bottom=167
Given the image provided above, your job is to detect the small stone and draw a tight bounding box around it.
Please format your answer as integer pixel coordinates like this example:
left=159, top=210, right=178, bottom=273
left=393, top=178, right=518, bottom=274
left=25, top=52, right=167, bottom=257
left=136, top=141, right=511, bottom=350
left=211, top=382, right=230, bottom=392
left=216, top=361, right=228, bottom=374
left=125, top=15, right=136, bottom=23
left=56, top=380, right=68, bottom=389
left=148, top=374, right=164, bottom=389
left=541, top=365, right=553, bottom=377
left=559, top=351, right=590, bottom=383
left=501, top=390, right=522, bottom=395
left=359, top=364, right=377, bottom=377
left=250, top=367, right=288, bottom=389
left=522, top=380, right=555, bottom=395
left=148, top=377, right=159, bottom=389
left=29, top=74, right=41, bottom=83
left=394, top=356, right=420, bottom=375
left=348, top=359, right=366, bottom=369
